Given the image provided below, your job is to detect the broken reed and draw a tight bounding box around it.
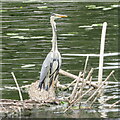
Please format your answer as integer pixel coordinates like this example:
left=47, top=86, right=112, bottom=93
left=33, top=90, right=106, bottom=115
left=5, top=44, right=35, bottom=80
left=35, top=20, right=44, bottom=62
left=63, top=69, right=115, bottom=113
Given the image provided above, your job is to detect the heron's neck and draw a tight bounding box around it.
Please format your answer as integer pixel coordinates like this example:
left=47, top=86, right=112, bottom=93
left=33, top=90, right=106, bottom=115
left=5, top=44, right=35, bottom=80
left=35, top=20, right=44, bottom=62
left=50, top=19, right=58, bottom=52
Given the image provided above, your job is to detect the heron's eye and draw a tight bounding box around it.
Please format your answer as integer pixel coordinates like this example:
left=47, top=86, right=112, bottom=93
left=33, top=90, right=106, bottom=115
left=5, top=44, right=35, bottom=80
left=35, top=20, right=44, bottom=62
left=51, top=13, right=56, bottom=16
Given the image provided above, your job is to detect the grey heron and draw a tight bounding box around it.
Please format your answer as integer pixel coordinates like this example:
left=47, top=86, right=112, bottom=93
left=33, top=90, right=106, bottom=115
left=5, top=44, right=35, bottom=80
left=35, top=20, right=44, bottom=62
left=39, top=13, right=67, bottom=91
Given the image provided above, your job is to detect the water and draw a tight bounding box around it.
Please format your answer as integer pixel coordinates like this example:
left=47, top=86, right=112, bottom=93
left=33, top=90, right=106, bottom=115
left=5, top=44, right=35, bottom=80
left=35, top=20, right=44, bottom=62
left=1, top=2, right=120, bottom=118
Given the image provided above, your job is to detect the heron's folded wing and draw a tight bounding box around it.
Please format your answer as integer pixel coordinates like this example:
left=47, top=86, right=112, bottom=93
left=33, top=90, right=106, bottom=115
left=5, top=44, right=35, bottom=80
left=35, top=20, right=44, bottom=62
left=40, top=52, right=52, bottom=83
left=50, top=60, right=59, bottom=75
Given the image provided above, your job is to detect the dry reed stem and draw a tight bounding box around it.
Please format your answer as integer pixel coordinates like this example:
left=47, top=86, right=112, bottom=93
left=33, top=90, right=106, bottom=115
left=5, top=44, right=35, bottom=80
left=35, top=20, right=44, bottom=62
left=83, top=55, right=89, bottom=75
left=98, top=22, right=107, bottom=84
left=103, top=95, right=116, bottom=103
left=84, top=70, right=114, bottom=104
left=85, top=68, right=94, bottom=81
left=64, top=68, right=95, bottom=112
left=70, top=68, right=91, bottom=103
left=59, top=69, right=98, bottom=88
left=11, top=72, right=23, bottom=101
left=76, top=73, right=86, bottom=103
left=89, top=76, right=92, bottom=87
left=64, top=87, right=94, bottom=113
left=112, top=74, right=118, bottom=81
left=77, top=69, right=94, bottom=107
left=89, top=91, right=101, bottom=107
left=109, top=100, right=120, bottom=108
left=69, top=72, right=82, bottom=101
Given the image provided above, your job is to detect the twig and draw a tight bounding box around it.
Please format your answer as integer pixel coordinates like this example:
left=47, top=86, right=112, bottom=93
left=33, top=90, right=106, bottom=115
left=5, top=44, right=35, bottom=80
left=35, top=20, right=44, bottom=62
left=11, top=72, right=23, bottom=101
left=56, top=81, right=67, bottom=89
left=85, top=68, right=94, bottom=81
left=64, top=87, right=94, bottom=113
left=112, top=73, right=118, bottom=81
left=78, top=87, right=94, bottom=100
left=65, top=78, right=78, bottom=90
left=59, top=69, right=78, bottom=79
left=59, top=69, right=98, bottom=88
left=77, top=69, right=94, bottom=107
left=98, top=22, right=107, bottom=84
left=83, top=55, right=89, bottom=75
left=21, top=85, right=31, bottom=89
left=103, top=95, right=116, bottom=103
left=89, top=76, right=92, bottom=87
left=89, top=91, right=101, bottom=107
left=84, top=70, right=114, bottom=104
left=109, top=100, right=120, bottom=108
left=69, top=72, right=82, bottom=101
left=76, top=72, right=87, bottom=102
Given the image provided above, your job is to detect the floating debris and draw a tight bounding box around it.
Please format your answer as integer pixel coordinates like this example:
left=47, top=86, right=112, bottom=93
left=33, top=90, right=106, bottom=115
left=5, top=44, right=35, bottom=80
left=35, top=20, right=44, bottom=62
left=86, top=5, right=104, bottom=10
left=79, top=25, right=92, bottom=28
left=10, top=36, right=29, bottom=39
left=21, top=64, right=35, bottom=68
left=30, top=36, right=46, bottom=39
left=105, top=62, right=119, bottom=66
left=111, top=5, right=120, bottom=8
left=4, top=86, right=18, bottom=90
left=60, top=33, right=78, bottom=36
left=79, top=23, right=103, bottom=29
left=86, top=4, right=120, bottom=11
left=92, top=23, right=103, bottom=27
left=37, top=6, right=48, bottom=9
left=62, top=52, right=120, bottom=57
left=7, top=33, right=19, bottom=36
left=0, top=10, right=7, bottom=12
left=96, top=66, right=119, bottom=69
left=17, top=29, right=30, bottom=31
left=103, top=8, right=113, bottom=11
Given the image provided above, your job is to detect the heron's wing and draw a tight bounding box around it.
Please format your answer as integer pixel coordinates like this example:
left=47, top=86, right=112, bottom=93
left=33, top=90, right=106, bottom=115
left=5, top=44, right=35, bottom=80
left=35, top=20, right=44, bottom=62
left=49, top=51, right=61, bottom=78
left=39, top=52, right=53, bottom=84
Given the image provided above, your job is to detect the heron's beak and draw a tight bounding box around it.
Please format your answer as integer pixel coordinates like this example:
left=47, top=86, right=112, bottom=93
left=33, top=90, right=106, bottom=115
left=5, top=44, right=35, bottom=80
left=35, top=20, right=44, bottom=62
left=56, top=14, right=68, bottom=18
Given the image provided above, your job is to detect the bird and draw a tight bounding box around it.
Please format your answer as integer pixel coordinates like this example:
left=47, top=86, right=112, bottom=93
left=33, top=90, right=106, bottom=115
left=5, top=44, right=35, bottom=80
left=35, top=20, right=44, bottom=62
left=38, top=13, right=67, bottom=91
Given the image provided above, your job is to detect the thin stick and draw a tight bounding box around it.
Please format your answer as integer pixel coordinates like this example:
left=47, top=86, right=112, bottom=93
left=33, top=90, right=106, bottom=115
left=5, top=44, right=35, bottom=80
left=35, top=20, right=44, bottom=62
left=85, top=68, right=94, bottom=81
left=109, top=100, right=120, bottom=108
left=59, top=69, right=98, bottom=88
left=78, top=87, right=94, bottom=100
left=89, top=91, right=101, bottom=107
left=83, top=55, right=89, bottom=75
left=89, top=76, right=92, bottom=87
left=69, top=72, right=82, bottom=101
left=103, top=95, right=116, bottom=103
left=77, top=70, right=93, bottom=107
left=85, top=70, right=114, bottom=104
left=76, top=72, right=87, bottom=100
left=64, top=87, right=94, bottom=113
left=98, top=22, right=107, bottom=84
left=11, top=72, right=23, bottom=101
left=112, top=74, right=118, bottom=81
left=59, top=69, right=78, bottom=79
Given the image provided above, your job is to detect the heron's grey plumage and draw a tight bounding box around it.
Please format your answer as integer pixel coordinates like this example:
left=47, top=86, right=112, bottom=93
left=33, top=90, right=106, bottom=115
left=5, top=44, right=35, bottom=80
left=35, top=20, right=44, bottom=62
left=38, top=13, right=67, bottom=91
left=39, top=51, right=61, bottom=90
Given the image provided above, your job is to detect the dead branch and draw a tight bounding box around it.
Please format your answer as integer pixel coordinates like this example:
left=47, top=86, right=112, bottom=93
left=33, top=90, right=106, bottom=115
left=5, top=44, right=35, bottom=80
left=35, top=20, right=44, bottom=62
left=109, top=100, right=120, bottom=108
left=11, top=72, right=23, bottom=101
left=59, top=69, right=98, bottom=88
left=69, top=72, right=82, bottom=101
left=83, top=55, right=89, bottom=75
left=64, top=87, right=94, bottom=113
left=84, top=70, right=114, bottom=104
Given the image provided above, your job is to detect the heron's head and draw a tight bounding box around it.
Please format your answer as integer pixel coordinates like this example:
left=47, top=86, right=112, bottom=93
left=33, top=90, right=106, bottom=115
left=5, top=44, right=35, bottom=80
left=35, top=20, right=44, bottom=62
left=50, top=13, right=67, bottom=20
